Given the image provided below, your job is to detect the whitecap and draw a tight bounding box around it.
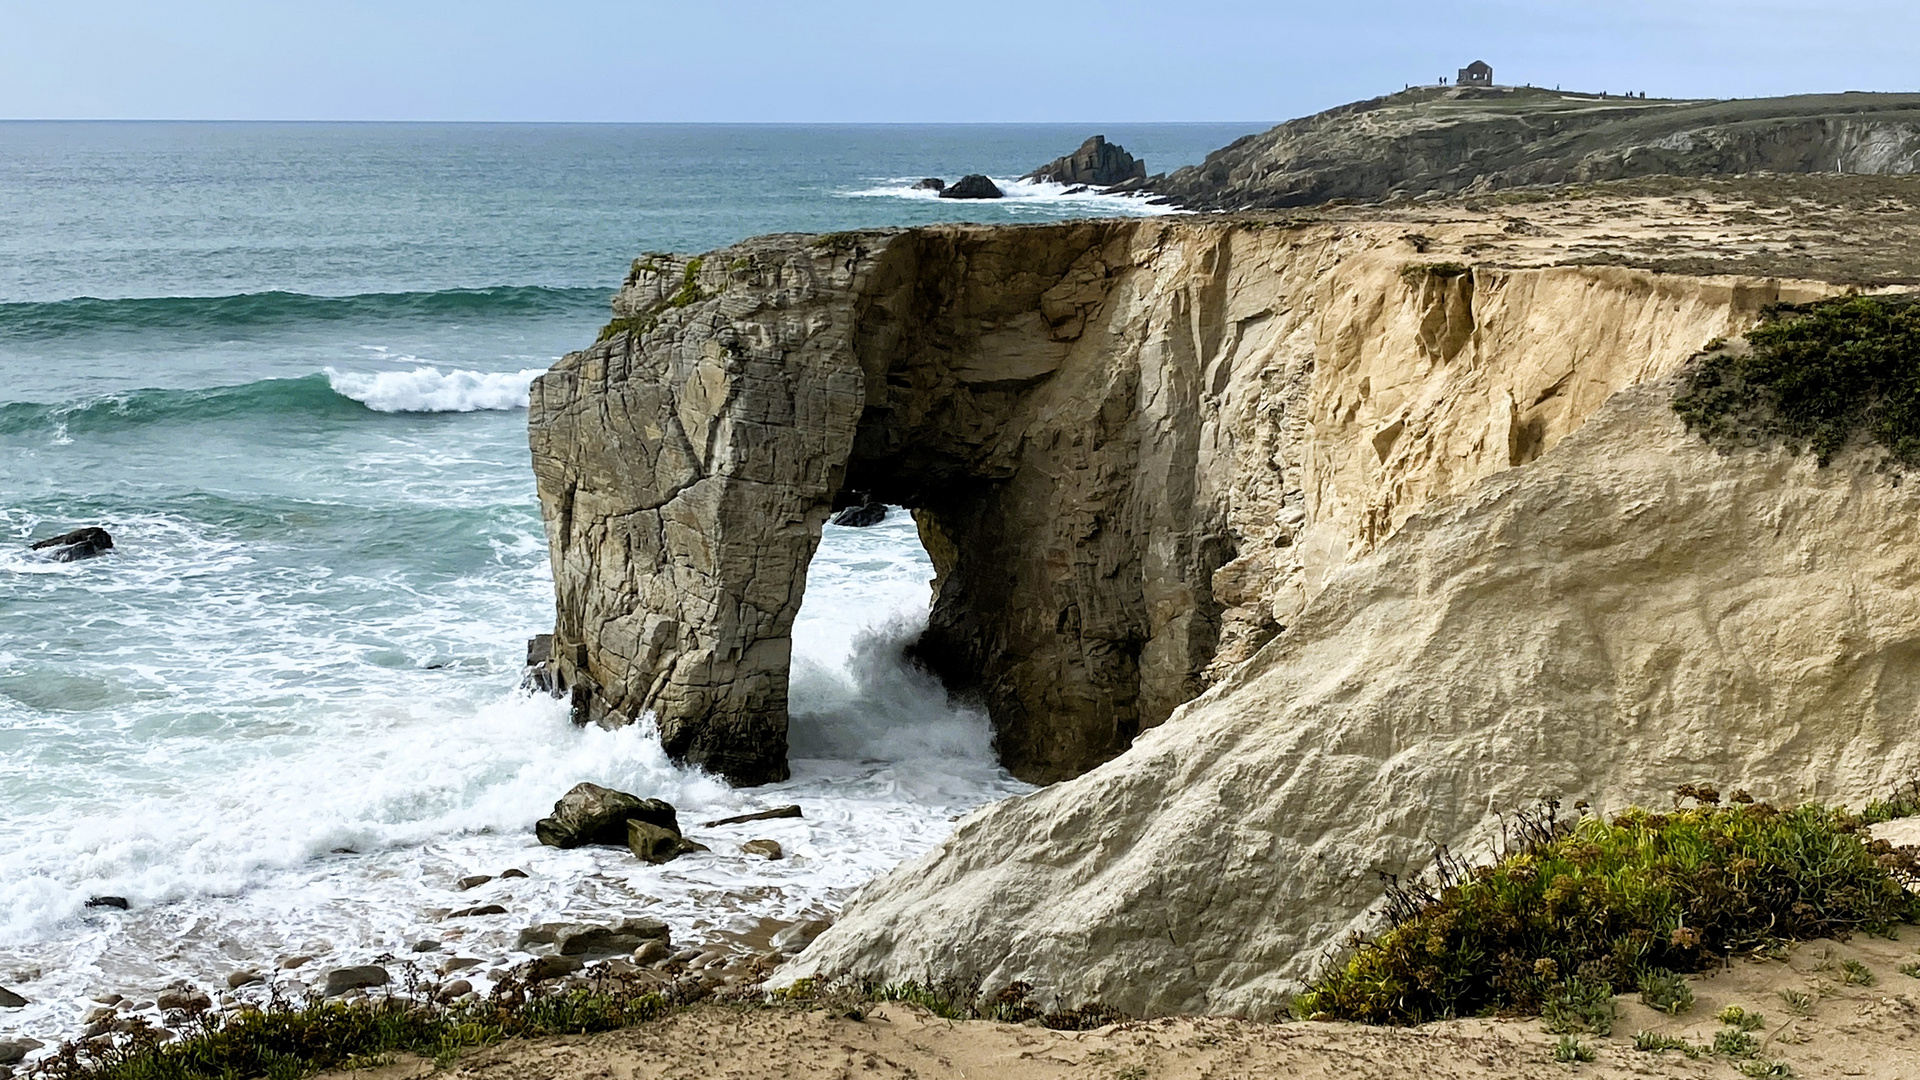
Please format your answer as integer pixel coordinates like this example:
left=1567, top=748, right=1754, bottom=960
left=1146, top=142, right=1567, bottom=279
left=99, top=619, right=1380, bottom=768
left=324, top=365, right=549, bottom=412
left=841, top=176, right=1185, bottom=217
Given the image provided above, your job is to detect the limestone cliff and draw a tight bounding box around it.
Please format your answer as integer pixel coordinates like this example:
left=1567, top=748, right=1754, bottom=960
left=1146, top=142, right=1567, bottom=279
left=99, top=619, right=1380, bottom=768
left=529, top=194, right=1856, bottom=786
left=1140, top=87, right=1920, bottom=210
left=778, top=376, right=1920, bottom=1015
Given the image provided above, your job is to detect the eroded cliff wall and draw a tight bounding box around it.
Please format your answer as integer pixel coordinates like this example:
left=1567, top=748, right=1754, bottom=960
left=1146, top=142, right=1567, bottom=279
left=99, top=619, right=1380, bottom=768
left=530, top=217, right=1834, bottom=785
left=778, top=378, right=1920, bottom=1015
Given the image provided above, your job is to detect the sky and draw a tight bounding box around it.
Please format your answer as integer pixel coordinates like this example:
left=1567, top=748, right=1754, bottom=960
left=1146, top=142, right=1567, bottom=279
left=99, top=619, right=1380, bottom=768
left=3, top=0, right=1918, bottom=123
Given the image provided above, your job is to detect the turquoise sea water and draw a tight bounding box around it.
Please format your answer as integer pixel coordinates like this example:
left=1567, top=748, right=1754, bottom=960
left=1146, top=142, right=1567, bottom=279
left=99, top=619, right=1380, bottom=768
left=0, top=122, right=1261, bottom=1044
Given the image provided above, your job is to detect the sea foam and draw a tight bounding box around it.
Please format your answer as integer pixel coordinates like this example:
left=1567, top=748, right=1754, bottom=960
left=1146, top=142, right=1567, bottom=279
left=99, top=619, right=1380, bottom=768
left=326, top=366, right=548, bottom=412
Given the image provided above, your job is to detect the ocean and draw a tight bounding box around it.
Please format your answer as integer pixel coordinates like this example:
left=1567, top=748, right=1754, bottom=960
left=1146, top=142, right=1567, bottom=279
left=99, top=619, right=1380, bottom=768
left=0, top=121, right=1262, bottom=1043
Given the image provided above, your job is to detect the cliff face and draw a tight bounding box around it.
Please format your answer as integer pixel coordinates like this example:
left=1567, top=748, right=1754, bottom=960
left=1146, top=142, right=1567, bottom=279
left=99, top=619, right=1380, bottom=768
left=1142, top=88, right=1920, bottom=209
left=530, top=207, right=1837, bottom=785
left=777, top=377, right=1920, bottom=1015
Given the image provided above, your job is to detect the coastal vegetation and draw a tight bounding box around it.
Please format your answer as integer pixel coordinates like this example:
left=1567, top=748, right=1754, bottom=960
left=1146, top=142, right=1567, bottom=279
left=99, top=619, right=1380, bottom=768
left=1675, top=295, right=1920, bottom=465
left=1295, top=788, right=1920, bottom=1026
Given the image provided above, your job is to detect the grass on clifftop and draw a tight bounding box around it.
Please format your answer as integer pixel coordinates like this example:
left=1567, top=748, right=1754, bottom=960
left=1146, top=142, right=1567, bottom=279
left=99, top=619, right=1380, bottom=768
left=1296, top=787, right=1920, bottom=1026
left=1674, top=295, right=1920, bottom=465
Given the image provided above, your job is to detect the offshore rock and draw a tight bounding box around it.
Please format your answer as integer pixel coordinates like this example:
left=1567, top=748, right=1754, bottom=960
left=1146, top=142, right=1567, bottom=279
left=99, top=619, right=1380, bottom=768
left=829, top=502, right=886, bottom=527
left=530, top=214, right=1839, bottom=786
left=938, top=174, right=1003, bottom=199
left=534, top=783, right=679, bottom=848
left=780, top=378, right=1920, bottom=1016
left=1025, top=135, right=1147, bottom=187
left=31, top=527, right=113, bottom=562
left=911, top=178, right=946, bottom=192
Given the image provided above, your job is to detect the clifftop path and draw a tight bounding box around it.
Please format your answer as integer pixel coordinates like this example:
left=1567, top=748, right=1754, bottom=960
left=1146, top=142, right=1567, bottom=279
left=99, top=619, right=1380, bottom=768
left=1137, top=87, right=1920, bottom=209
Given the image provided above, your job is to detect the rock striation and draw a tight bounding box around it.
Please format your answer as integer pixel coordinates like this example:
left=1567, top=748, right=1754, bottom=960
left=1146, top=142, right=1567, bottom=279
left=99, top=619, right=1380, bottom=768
left=1142, top=87, right=1920, bottom=209
left=779, top=375, right=1920, bottom=1015
left=1025, top=136, right=1147, bottom=188
left=530, top=207, right=1846, bottom=786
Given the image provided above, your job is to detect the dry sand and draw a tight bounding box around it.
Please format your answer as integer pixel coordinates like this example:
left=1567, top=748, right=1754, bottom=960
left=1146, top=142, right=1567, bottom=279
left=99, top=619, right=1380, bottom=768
left=322, top=935, right=1920, bottom=1080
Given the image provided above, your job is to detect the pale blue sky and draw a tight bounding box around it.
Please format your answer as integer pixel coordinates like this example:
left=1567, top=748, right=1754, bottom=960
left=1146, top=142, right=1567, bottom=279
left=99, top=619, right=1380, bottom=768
left=3, top=0, right=1916, bottom=122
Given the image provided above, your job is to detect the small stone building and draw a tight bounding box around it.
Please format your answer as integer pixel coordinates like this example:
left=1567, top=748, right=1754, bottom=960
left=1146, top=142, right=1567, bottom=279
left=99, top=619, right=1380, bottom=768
left=1458, top=60, right=1493, bottom=87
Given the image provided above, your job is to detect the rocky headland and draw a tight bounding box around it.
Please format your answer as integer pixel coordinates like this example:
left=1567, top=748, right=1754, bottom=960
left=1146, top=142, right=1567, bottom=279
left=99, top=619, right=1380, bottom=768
left=1129, top=86, right=1920, bottom=209
left=526, top=166, right=1920, bottom=1018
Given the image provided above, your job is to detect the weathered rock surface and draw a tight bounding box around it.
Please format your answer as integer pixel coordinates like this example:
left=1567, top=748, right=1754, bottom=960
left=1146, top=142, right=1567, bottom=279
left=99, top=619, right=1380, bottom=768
left=741, top=839, right=783, bottom=860
left=531, top=213, right=1835, bottom=785
left=1025, top=135, right=1146, bottom=187
left=627, top=819, right=708, bottom=864
left=31, top=527, right=113, bottom=562
left=1144, top=87, right=1920, bottom=209
left=0, top=987, right=24, bottom=1009
left=828, top=502, right=886, bottom=527
left=534, top=783, right=678, bottom=847
left=779, top=378, right=1920, bottom=1015
left=938, top=174, right=1003, bottom=199
left=321, top=966, right=388, bottom=997
left=0, top=1040, right=42, bottom=1066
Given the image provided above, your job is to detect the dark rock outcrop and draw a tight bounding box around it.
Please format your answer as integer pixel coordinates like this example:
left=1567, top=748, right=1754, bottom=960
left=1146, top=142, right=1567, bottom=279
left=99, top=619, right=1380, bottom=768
left=533, top=783, right=678, bottom=847
left=701, top=805, right=803, bottom=828
left=938, top=174, right=1003, bottom=199
left=829, top=502, right=887, bottom=527
left=1025, top=135, right=1146, bottom=187
left=31, top=527, right=113, bottom=562
left=911, top=178, right=946, bottom=192
left=1146, top=87, right=1920, bottom=210
left=85, top=896, right=129, bottom=910
left=0, top=987, right=25, bottom=1009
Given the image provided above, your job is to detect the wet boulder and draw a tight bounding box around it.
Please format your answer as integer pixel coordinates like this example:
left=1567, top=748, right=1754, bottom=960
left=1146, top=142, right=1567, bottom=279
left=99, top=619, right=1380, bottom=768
left=31, top=528, right=113, bottom=562
left=534, top=783, right=679, bottom=848
left=938, top=174, right=1004, bottom=199
left=829, top=502, right=887, bottom=528
left=0, top=987, right=25, bottom=1009
left=321, top=965, right=389, bottom=997
left=628, top=820, right=709, bottom=864
left=911, top=178, right=946, bottom=191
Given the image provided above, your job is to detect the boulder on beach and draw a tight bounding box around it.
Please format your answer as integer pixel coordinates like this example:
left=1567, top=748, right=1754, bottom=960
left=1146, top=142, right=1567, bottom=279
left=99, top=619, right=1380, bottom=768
left=0, top=1039, right=44, bottom=1066
left=322, top=965, right=389, bottom=997
left=628, top=819, right=709, bottom=864
left=30, top=527, right=114, bottom=562
left=534, top=782, right=679, bottom=848
left=911, top=177, right=945, bottom=191
left=937, top=174, right=1004, bottom=200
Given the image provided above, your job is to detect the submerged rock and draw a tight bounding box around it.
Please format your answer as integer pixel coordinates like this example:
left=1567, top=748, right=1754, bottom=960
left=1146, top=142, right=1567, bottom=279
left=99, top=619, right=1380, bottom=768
left=702, top=804, right=803, bottom=828
left=534, top=782, right=679, bottom=848
left=627, top=819, right=709, bottom=864
left=741, top=839, right=783, bottom=860
left=911, top=178, right=946, bottom=192
left=31, top=527, right=113, bottom=562
left=85, top=895, right=129, bottom=910
left=938, top=174, right=1003, bottom=199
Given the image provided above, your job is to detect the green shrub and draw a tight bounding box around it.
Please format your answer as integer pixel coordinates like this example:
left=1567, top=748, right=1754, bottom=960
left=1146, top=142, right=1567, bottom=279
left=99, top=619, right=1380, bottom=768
left=1778, top=989, right=1814, bottom=1013
left=1637, top=969, right=1694, bottom=1015
left=1716, top=1005, right=1764, bottom=1031
left=1294, top=793, right=1919, bottom=1025
left=1713, top=1027, right=1760, bottom=1058
left=1839, top=958, right=1877, bottom=986
left=1551, top=1035, right=1595, bottom=1063
left=39, top=972, right=668, bottom=1080
left=1674, top=295, right=1920, bottom=466
left=1543, top=978, right=1614, bottom=1036
left=1632, top=1030, right=1697, bottom=1054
